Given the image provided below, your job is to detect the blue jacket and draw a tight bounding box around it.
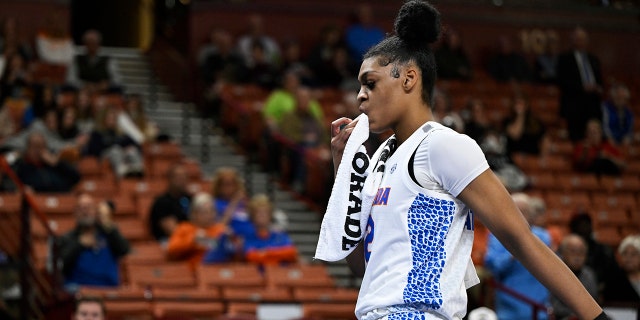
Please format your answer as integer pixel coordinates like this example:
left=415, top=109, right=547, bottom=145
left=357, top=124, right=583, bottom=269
left=484, top=226, right=551, bottom=320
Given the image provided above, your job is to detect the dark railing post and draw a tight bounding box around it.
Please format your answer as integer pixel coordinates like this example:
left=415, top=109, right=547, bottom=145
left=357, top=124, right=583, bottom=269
left=181, top=102, right=191, bottom=146
left=200, top=117, right=210, bottom=164
left=19, top=195, right=32, bottom=320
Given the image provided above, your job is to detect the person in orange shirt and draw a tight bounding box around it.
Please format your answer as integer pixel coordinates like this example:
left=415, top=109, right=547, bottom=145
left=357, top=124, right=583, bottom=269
left=243, top=194, right=298, bottom=265
left=166, top=192, right=235, bottom=269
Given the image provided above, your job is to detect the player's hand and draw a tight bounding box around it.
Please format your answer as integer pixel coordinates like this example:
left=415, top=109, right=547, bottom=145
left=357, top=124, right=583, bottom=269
left=330, top=117, right=357, bottom=171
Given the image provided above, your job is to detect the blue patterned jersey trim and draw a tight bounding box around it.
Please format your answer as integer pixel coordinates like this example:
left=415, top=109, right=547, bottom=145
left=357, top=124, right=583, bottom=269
left=403, top=193, right=455, bottom=310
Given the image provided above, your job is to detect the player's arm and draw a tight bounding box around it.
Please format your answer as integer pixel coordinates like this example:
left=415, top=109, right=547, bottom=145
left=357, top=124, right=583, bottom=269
left=457, top=169, right=604, bottom=320
left=346, top=240, right=365, bottom=277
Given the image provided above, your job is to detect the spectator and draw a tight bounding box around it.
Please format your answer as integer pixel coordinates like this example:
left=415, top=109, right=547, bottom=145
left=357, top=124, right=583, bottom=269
left=487, top=35, right=532, bottom=83
left=72, top=296, right=106, bottom=320
left=463, top=98, right=492, bottom=144
left=344, top=3, right=385, bottom=65
left=236, top=14, right=281, bottom=70
left=484, top=193, right=551, bottom=320
left=58, top=195, right=130, bottom=290
left=201, top=28, right=246, bottom=87
left=200, top=28, right=246, bottom=122
left=601, top=83, right=634, bottom=146
left=244, top=39, right=279, bottom=90
left=503, top=95, right=547, bottom=156
left=434, top=27, right=473, bottom=80
left=0, top=97, right=32, bottom=144
left=556, top=26, right=603, bottom=142
left=262, top=71, right=323, bottom=130
left=529, top=196, right=563, bottom=251
left=243, top=194, right=298, bottom=266
left=11, top=131, right=80, bottom=192
left=66, top=29, right=121, bottom=92
left=432, top=88, right=464, bottom=133
left=479, top=125, right=529, bottom=192
left=123, top=93, right=159, bottom=143
left=572, top=118, right=624, bottom=176
left=533, top=30, right=560, bottom=84
left=568, top=212, right=616, bottom=292
left=84, top=107, right=144, bottom=178
left=602, top=234, right=640, bottom=304
left=279, top=86, right=330, bottom=192
left=279, top=39, right=314, bottom=86
left=551, top=234, right=600, bottom=320
left=307, top=24, right=357, bottom=88
left=0, top=52, right=33, bottom=106
left=210, top=166, right=253, bottom=239
left=148, top=164, right=192, bottom=243
left=262, top=71, right=323, bottom=173
left=0, top=16, right=33, bottom=61
left=2, top=109, right=80, bottom=154
left=167, top=192, right=236, bottom=269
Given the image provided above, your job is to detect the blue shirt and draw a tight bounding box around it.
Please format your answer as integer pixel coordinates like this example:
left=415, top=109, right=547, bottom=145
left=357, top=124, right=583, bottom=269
left=484, top=226, right=551, bottom=320
left=65, top=235, right=120, bottom=287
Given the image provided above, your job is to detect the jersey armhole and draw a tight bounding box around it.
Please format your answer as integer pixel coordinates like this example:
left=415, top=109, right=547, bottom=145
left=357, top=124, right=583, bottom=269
left=408, top=137, right=428, bottom=188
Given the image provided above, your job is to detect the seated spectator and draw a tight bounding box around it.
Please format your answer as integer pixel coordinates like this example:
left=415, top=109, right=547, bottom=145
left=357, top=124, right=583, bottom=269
left=72, top=296, right=106, bottom=320
left=434, top=27, right=473, bottom=80
left=487, top=35, right=532, bottom=83
left=569, top=212, right=616, bottom=292
left=479, top=125, right=528, bottom=192
left=167, top=192, right=236, bottom=269
left=601, top=83, right=634, bottom=146
left=602, top=234, right=640, bottom=304
left=200, top=28, right=246, bottom=121
left=344, top=3, right=384, bottom=65
left=11, top=131, right=80, bottom=192
left=244, top=39, right=279, bottom=90
left=201, top=27, right=246, bottom=87
left=0, top=16, right=33, bottom=61
left=503, top=95, right=547, bottom=156
left=0, top=97, right=33, bottom=144
left=432, top=89, right=464, bottom=133
left=123, top=93, right=160, bottom=143
left=551, top=234, right=600, bottom=320
left=0, top=51, right=33, bottom=106
left=210, top=166, right=253, bottom=238
left=262, top=71, right=323, bottom=130
left=148, top=164, right=192, bottom=244
left=572, top=118, right=625, bottom=176
left=533, top=30, right=560, bottom=84
left=307, top=24, right=357, bottom=88
left=84, top=107, right=144, bottom=178
left=484, top=193, right=551, bottom=320
left=279, top=86, right=330, bottom=192
left=463, top=98, right=492, bottom=144
left=529, top=196, right=563, bottom=251
left=262, top=71, right=323, bottom=173
left=236, top=13, right=281, bottom=70
left=279, top=38, right=314, bottom=86
left=58, top=194, right=130, bottom=290
left=243, top=194, right=298, bottom=266
left=66, top=29, right=121, bottom=93
left=2, top=108, right=82, bottom=154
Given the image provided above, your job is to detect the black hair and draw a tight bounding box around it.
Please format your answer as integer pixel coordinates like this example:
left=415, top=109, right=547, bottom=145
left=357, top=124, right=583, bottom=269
left=364, top=0, right=440, bottom=106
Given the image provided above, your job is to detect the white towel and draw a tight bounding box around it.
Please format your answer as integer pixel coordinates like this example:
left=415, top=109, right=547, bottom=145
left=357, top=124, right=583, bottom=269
left=315, top=114, right=397, bottom=262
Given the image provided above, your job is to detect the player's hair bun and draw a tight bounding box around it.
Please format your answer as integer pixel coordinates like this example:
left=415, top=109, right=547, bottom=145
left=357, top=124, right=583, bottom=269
left=394, top=0, right=441, bottom=48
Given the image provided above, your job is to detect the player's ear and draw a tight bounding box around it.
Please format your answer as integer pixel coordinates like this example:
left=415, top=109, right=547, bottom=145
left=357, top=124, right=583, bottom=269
left=403, top=68, right=418, bottom=91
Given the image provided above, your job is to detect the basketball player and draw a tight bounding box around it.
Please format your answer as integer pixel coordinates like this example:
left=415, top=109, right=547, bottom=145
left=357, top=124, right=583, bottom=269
left=330, top=1, right=609, bottom=319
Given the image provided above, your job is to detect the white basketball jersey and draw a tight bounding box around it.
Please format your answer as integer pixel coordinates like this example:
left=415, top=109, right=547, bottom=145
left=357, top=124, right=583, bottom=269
left=356, top=122, right=489, bottom=320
